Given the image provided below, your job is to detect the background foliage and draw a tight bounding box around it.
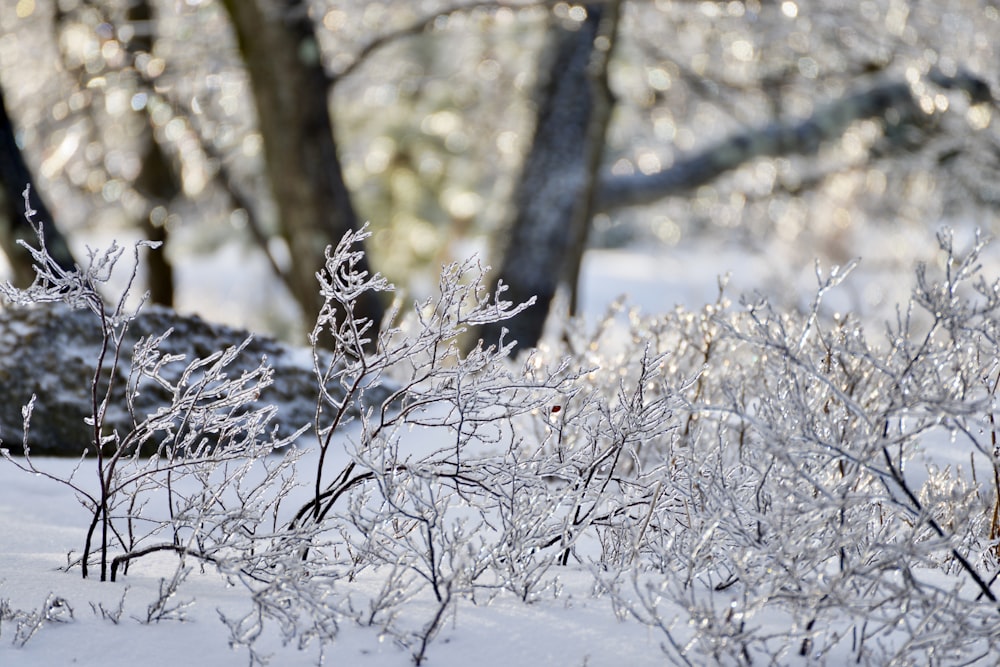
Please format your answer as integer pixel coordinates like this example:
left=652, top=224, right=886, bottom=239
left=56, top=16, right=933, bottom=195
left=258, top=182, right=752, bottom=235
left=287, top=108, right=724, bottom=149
left=1, top=0, right=998, bottom=343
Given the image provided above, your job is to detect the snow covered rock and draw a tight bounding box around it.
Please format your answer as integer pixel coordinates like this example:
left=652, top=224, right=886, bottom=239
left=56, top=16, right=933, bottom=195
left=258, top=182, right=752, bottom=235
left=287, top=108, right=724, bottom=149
left=0, top=302, right=350, bottom=456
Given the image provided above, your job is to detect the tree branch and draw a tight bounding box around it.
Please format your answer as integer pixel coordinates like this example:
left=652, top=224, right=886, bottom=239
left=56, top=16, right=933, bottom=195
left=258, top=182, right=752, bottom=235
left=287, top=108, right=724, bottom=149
left=331, top=0, right=615, bottom=83
left=596, top=71, right=993, bottom=212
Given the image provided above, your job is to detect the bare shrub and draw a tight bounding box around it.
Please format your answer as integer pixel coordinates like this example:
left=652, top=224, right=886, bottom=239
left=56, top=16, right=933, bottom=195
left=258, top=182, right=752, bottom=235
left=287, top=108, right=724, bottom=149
left=1, top=187, right=301, bottom=584
left=6, top=186, right=1000, bottom=663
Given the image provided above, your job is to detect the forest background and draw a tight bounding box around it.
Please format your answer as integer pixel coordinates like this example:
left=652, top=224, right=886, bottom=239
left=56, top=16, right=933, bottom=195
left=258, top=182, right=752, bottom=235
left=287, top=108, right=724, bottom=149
left=1, top=0, right=998, bottom=349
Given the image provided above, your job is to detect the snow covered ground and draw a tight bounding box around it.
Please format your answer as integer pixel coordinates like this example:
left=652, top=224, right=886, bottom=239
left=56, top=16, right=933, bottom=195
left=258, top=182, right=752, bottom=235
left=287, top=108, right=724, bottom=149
left=2, top=225, right=998, bottom=666
left=0, top=450, right=672, bottom=667
left=0, top=235, right=736, bottom=667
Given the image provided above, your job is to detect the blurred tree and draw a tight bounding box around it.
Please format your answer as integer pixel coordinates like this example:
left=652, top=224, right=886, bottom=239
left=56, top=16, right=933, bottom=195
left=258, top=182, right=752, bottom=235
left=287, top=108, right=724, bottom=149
left=220, top=0, right=385, bottom=335
left=120, top=0, right=177, bottom=306
left=479, top=2, right=622, bottom=353
left=45, top=0, right=178, bottom=306
left=1, top=0, right=998, bottom=352
left=593, top=74, right=992, bottom=211
left=483, top=1, right=997, bottom=351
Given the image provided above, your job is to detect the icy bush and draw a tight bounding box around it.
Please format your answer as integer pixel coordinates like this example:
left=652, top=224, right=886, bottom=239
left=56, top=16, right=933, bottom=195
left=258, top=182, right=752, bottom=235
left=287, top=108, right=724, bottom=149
left=4, top=185, right=1000, bottom=664
left=0, top=187, right=302, bottom=583
left=593, top=231, right=1000, bottom=664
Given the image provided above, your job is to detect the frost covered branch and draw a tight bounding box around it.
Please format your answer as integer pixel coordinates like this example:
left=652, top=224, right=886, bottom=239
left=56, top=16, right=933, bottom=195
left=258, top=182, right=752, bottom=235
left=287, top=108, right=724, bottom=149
left=6, top=216, right=1000, bottom=663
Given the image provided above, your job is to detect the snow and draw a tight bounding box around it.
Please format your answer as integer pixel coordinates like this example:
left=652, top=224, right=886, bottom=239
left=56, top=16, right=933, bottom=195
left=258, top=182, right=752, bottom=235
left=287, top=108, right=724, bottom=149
left=0, top=432, right=668, bottom=667
left=0, top=237, right=716, bottom=666
left=2, top=227, right=997, bottom=666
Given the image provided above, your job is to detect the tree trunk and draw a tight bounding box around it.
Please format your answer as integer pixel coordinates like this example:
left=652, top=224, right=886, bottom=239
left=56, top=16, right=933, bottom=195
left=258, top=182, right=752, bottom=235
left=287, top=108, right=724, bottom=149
left=126, top=0, right=177, bottom=308
left=0, top=85, right=77, bottom=287
left=133, top=137, right=177, bottom=307
left=220, top=0, right=384, bottom=336
left=480, top=3, right=622, bottom=354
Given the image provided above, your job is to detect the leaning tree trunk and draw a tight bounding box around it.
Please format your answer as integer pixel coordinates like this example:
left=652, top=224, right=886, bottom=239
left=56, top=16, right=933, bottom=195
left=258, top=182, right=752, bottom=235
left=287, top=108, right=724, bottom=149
left=0, top=84, right=77, bottom=287
left=221, top=0, right=384, bottom=336
left=594, top=80, right=932, bottom=211
left=480, top=3, right=621, bottom=354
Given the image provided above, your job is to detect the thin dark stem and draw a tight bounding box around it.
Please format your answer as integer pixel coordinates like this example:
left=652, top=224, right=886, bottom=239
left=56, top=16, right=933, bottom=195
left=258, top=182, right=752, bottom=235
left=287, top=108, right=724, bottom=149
left=881, top=445, right=996, bottom=603
left=110, top=544, right=218, bottom=582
